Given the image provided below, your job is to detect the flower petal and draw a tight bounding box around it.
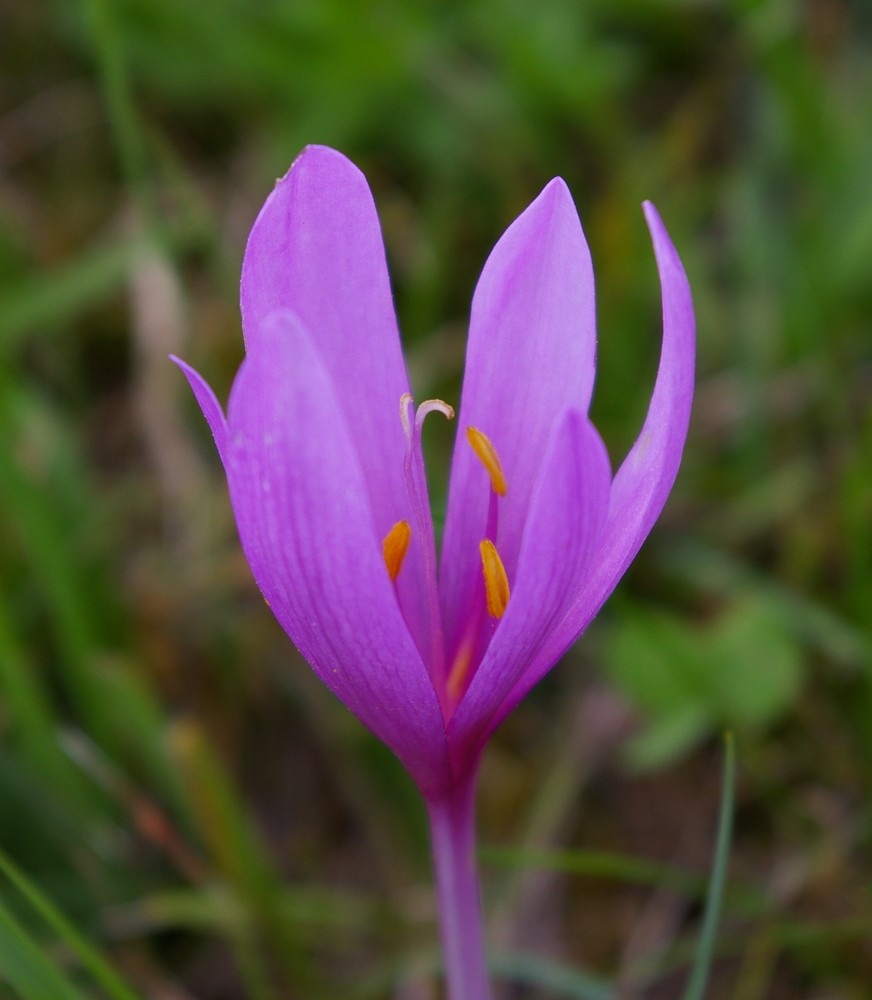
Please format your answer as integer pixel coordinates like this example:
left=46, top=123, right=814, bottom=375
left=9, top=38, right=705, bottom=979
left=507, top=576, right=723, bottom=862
left=440, top=178, right=597, bottom=657
left=604, top=202, right=695, bottom=574
left=225, top=310, right=448, bottom=794
left=240, top=144, right=434, bottom=666
left=480, top=202, right=695, bottom=737
left=171, top=355, right=229, bottom=467
left=448, top=410, right=611, bottom=758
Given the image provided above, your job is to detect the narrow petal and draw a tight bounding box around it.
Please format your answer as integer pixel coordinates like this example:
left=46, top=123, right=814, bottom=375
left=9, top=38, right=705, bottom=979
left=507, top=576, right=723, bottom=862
left=240, top=146, right=434, bottom=662
left=225, top=311, right=448, bottom=794
left=479, top=202, right=695, bottom=739
left=448, top=411, right=611, bottom=759
left=604, top=202, right=695, bottom=571
left=171, top=355, right=229, bottom=467
left=440, top=179, right=597, bottom=656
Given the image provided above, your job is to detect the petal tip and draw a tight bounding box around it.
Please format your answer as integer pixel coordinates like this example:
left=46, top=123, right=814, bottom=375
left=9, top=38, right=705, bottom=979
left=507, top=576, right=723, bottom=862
left=171, top=355, right=229, bottom=465
left=642, top=201, right=687, bottom=279
left=284, top=143, right=364, bottom=187
left=535, top=176, right=577, bottom=218
left=543, top=175, right=571, bottom=197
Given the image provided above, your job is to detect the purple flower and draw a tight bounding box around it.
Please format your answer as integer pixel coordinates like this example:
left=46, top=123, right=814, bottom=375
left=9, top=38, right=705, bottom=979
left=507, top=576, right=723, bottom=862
left=175, top=145, right=694, bottom=997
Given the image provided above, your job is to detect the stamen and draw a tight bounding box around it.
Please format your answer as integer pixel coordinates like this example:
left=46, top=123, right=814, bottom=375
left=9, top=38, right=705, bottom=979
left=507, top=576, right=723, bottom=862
left=382, top=520, right=411, bottom=581
left=467, top=426, right=507, bottom=496
left=480, top=539, right=510, bottom=619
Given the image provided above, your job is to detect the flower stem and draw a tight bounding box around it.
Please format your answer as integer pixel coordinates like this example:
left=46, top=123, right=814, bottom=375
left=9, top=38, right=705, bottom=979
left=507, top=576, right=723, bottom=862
left=426, top=777, right=491, bottom=1000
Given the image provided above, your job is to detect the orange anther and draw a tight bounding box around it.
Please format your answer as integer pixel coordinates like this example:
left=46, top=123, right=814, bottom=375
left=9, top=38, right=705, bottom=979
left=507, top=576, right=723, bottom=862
left=480, top=539, right=510, bottom=619
left=466, top=426, right=507, bottom=496
left=383, top=520, right=411, bottom=581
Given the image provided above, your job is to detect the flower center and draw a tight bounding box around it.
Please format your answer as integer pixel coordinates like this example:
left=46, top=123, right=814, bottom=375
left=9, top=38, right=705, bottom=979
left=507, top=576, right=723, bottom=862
left=383, top=394, right=454, bottom=693
left=444, top=426, right=511, bottom=707
left=381, top=398, right=512, bottom=714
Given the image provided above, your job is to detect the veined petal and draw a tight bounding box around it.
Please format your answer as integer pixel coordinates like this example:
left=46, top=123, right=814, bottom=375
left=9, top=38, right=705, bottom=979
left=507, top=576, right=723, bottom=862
left=240, top=146, right=434, bottom=663
left=448, top=411, right=611, bottom=757
left=440, top=178, right=597, bottom=656
left=480, top=202, right=695, bottom=738
left=225, top=311, right=448, bottom=794
left=171, top=356, right=229, bottom=467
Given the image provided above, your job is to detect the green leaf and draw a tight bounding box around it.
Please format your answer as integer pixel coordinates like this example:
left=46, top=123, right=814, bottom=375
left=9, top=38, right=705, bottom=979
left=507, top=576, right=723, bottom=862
left=708, top=600, right=802, bottom=728
left=602, top=601, right=803, bottom=768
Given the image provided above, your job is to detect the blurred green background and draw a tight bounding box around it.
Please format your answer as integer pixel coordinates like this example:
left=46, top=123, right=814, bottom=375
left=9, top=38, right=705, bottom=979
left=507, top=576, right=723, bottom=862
left=1, top=0, right=870, bottom=997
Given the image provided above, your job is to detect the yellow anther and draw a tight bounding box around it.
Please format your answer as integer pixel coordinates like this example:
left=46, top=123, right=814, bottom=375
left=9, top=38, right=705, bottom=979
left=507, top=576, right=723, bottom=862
left=466, top=426, right=507, bottom=496
left=480, top=539, right=510, bottom=619
left=383, top=520, right=411, bottom=582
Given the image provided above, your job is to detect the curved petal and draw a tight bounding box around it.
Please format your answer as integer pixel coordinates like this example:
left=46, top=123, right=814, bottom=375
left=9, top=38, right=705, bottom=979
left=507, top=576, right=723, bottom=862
left=448, top=411, right=611, bottom=760
left=480, top=202, right=695, bottom=739
left=240, top=146, right=434, bottom=663
left=226, top=311, right=448, bottom=795
left=440, top=178, right=597, bottom=657
left=171, top=355, right=229, bottom=467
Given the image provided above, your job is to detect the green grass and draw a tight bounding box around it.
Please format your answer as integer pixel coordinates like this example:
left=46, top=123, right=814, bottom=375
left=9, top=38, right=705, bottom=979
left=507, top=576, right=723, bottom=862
left=0, top=0, right=870, bottom=996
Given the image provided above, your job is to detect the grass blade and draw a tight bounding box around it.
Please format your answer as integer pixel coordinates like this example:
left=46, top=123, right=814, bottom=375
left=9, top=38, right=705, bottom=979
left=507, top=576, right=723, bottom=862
left=490, top=951, right=613, bottom=1000
left=681, top=732, right=736, bottom=1000
left=0, top=895, right=90, bottom=1000
left=0, top=846, right=144, bottom=1000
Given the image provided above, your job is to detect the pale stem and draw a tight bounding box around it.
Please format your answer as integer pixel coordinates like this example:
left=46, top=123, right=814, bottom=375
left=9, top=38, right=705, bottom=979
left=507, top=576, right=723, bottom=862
left=426, top=776, right=491, bottom=1000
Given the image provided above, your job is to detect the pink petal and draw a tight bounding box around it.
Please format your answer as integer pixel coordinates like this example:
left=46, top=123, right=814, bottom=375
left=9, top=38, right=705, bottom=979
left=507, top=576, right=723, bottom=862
left=482, top=202, right=695, bottom=737
left=448, top=411, right=611, bottom=758
left=440, top=179, right=597, bottom=657
left=171, top=356, right=228, bottom=467
left=240, top=145, right=434, bottom=667
left=225, top=310, right=448, bottom=794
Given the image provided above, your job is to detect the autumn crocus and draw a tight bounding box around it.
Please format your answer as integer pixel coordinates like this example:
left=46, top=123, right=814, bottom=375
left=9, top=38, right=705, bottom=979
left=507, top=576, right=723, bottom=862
left=175, top=145, right=694, bottom=999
